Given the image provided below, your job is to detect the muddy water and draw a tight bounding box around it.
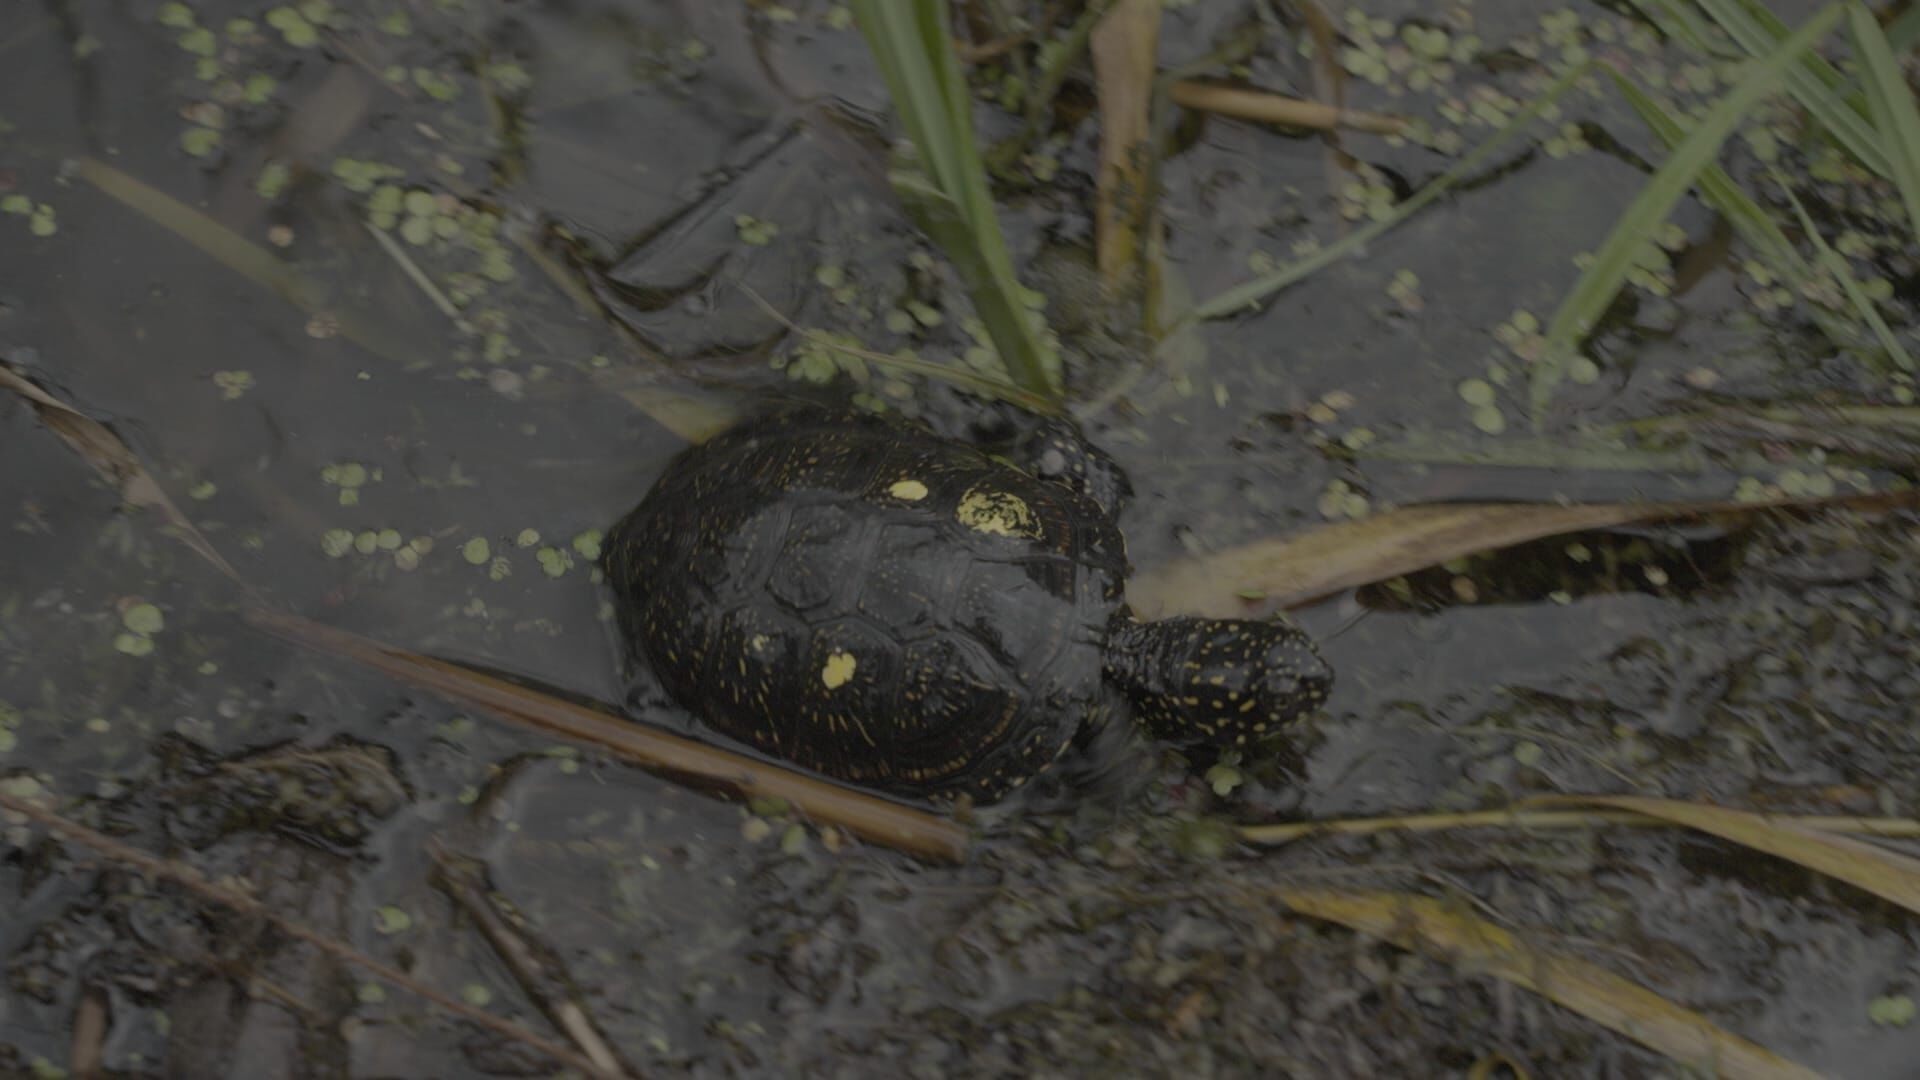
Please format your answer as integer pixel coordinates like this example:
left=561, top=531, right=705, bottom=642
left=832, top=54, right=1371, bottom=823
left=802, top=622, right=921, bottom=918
left=3, top=1, right=1917, bottom=1076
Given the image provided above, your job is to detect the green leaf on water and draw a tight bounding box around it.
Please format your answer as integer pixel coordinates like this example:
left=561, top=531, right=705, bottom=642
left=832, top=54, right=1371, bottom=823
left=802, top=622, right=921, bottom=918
left=1847, top=2, right=1920, bottom=244
left=1693, top=0, right=1889, bottom=179
left=1537, top=3, right=1845, bottom=423
left=1610, top=72, right=1882, bottom=366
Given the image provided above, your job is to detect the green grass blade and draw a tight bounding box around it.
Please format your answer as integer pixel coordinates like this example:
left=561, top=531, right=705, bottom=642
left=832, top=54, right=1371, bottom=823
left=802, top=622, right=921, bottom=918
left=1621, top=0, right=1728, bottom=55
left=1535, top=3, right=1845, bottom=421
left=1611, top=72, right=1875, bottom=361
left=1848, top=2, right=1920, bottom=242
left=849, top=0, right=1059, bottom=401
left=1889, top=5, right=1920, bottom=51
left=1186, top=61, right=1596, bottom=324
left=855, top=2, right=962, bottom=197
left=1695, top=0, right=1890, bottom=178
left=1771, top=164, right=1914, bottom=371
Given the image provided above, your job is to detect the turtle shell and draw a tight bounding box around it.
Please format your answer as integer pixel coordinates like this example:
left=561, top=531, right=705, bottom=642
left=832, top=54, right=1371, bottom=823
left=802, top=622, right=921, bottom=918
left=604, top=407, right=1129, bottom=799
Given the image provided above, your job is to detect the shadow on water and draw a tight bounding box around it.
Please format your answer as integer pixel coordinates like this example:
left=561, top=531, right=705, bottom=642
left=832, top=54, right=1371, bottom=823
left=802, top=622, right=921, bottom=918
left=3, top=0, right=1919, bottom=1076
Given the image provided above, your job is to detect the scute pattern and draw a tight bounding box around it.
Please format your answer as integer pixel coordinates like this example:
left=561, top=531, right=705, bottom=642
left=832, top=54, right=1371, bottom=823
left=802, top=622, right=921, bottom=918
left=606, top=407, right=1128, bottom=798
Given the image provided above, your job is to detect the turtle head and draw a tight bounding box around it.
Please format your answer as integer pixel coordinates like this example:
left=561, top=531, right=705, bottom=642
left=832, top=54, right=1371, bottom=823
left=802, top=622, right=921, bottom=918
left=1104, top=615, right=1332, bottom=747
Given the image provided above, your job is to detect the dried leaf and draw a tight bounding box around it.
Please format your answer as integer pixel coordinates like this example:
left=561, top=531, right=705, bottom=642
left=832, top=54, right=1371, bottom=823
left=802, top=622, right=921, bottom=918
left=1276, top=887, right=1823, bottom=1080
left=1129, top=489, right=1920, bottom=619
left=1, top=364, right=244, bottom=585
left=1168, top=82, right=1407, bottom=135
left=1528, top=794, right=1920, bottom=915
left=242, top=608, right=971, bottom=863
left=1090, top=0, right=1160, bottom=290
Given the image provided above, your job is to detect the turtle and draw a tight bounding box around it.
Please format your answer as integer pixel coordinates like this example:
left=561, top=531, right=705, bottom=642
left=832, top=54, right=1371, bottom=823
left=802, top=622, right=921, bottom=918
left=603, top=405, right=1332, bottom=801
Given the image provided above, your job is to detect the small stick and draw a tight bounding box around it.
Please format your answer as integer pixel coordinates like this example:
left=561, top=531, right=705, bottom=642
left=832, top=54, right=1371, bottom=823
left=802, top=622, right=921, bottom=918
left=365, top=222, right=469, bottom=329
left=434, top=850, right=628, bottom=1076
left=1169, top=81, right=1408, bottom=136
left=0, top=790, right=625, bottom=1079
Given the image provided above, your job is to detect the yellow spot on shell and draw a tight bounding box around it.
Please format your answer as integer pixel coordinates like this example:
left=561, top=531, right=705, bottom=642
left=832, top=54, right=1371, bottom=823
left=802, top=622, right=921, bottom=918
left=888, top=478, right=929, bottom=501
left=822, top=651, right=857, bottom=689
left=956, top=486, right=1039, bottom=538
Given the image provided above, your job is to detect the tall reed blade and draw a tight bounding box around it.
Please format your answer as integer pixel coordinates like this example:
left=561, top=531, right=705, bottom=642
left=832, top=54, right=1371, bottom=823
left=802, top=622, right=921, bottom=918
left=1535, top=3, right=1845, bottom=424
left=850, top=0, right=1062, bottom=403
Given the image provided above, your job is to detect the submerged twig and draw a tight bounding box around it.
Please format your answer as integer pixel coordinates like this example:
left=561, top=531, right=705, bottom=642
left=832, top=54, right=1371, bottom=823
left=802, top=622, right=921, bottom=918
left=0, top=790, right=625, bottom=1079
left=72, top=157, right=426, bottom=370
left=365, top=222, right=468, bottom=328
left=433, top=850, right=628, bottom=1076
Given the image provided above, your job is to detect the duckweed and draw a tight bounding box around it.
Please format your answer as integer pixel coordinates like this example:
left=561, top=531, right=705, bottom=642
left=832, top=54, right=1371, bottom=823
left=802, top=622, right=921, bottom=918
left=213, top=370, right=254, bottom=399
left=122, top=603, right=165, bottom=636
left=321, top=528, right=355, bottom=558
left=536, top=547, right=572, bottom=577
left=734, top=214, right=778, bottom=246
left=180, top=127, right=222, bottom=158
left=264, top=6, right=318, bottom=47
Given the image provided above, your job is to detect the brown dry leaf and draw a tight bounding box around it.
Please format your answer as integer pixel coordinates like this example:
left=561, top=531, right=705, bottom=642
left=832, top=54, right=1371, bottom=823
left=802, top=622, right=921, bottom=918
left=242, top=608, right=970, bottom=864
left=1, top=364, right=244, bottom=585
left=1168, top=82, right=1407, bottom=135
left=1276, top=887, right=1823, bottom=1080
left=1240, top=807, right=1920, bottom=846
left=1089, top=0, right=1160, bottom=290
left=1529, top=794, right=1920, bottom=915
left=1129, top=490, right=1920, bottom=619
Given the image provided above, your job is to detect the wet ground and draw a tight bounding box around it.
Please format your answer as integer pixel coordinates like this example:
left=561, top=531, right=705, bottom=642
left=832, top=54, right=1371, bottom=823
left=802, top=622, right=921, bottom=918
left=4, top=0, right=1920, bottom=1076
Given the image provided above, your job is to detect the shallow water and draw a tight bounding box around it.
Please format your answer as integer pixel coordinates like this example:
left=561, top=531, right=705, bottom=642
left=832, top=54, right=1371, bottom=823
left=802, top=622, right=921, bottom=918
left=4, top=0, right=1918, bottom=1076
